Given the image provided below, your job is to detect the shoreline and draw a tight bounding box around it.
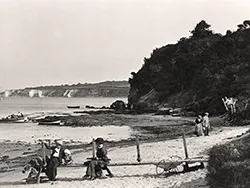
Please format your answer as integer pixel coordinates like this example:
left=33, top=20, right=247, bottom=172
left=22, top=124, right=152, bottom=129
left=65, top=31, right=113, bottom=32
left=1, top=111, right=249, bottom=188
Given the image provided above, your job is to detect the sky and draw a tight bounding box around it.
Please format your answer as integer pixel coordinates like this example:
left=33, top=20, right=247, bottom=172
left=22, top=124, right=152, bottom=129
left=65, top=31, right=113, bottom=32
left=0, top=0, right=249, bottom=90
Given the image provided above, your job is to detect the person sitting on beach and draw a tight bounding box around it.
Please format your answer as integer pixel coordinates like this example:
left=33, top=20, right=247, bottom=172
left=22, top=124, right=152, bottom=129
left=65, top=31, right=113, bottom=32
left=22, top=156, right=45, bottom=184
left=42, top=139, right=65, bottom=181
left=194, top=114, right=203, bottom=136
left=202, top=112, right=210, bottom=136
left=84, top=137, right=114, bottom=180
left=17, top=111, right=24, bottom=117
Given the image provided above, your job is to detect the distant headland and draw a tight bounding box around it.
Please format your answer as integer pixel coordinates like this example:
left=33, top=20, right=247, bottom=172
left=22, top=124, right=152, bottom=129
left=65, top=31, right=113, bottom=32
left=0, top=81, right=129, bottom=98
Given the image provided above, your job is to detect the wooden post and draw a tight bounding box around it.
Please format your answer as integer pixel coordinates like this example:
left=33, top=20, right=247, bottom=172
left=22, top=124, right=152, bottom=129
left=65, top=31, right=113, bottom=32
left=92, top=138, right=96, bottom=158
left=136, top=136, right=141, bottom=162
left=182, top=131, right=189, bottom=159
left=41, top=141, right=47, bottom=167
left=48, top=140, right=51, bottom=155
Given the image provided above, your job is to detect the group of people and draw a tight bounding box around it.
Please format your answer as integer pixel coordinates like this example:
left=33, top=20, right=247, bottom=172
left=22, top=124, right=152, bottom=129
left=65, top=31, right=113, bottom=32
left=194, top=112, right=210, bottom=136
left=23, top=139, right=72, bottom=183
left=39, top=137, right=113, bottom=182
left=6, top=112, right=24, bottom=119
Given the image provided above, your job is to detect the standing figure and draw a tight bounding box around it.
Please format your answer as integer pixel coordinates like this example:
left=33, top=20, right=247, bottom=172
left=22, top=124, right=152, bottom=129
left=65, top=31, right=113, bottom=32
left=194, top=115, right=203, bottom=136
left=84, top=137, right=113, bottom=180
left=43, top=140, right=65, bottom=181
left=202, top=112, right=210, bottom=136
left=222, top=97, right=237, bottom=121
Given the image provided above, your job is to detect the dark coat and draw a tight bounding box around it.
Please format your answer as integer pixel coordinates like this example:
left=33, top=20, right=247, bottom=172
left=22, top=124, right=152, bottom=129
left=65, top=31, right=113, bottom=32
left=45, top=144, right=65, bottom=163
left=96, top=147, right=109, bottom=162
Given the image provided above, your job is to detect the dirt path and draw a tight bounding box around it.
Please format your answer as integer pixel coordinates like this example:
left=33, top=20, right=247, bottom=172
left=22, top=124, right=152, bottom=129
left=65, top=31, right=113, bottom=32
left=0, top=126, right=249, bottom=188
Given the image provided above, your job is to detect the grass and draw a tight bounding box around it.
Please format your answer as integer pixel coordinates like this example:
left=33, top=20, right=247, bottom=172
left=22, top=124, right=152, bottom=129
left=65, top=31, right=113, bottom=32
left=207, top=132, right=250, bottom=188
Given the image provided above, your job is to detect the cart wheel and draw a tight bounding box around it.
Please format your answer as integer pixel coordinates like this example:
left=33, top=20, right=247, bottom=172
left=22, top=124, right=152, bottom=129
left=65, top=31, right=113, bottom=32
left=169, top=155, right=184, bottom=173
left=156, top=159, right=171, bottom=176
left=156, top=155, right=183, bottom=176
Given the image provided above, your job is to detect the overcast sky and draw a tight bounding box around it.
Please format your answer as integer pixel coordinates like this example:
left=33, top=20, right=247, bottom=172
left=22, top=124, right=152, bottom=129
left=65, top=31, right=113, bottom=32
left=0, top=0, right=249, bottom=90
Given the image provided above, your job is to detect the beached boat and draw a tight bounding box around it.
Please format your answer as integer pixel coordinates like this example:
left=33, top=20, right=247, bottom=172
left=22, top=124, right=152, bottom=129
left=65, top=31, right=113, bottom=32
left=0, top=117, right=29, bottom=123
left=38, top=120, right=64, bottom=126
left=67, top=105, right=80, bottom=109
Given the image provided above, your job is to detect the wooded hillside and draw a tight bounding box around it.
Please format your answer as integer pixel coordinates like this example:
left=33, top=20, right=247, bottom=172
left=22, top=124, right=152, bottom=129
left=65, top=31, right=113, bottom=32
left=128, top=20, right=250, bottom=116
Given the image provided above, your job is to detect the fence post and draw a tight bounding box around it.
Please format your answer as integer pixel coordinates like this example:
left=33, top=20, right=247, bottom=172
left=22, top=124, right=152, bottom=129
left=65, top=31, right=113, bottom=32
left=182, top=131, right=189, bottom=159
left=48, top=140, right=51, bottom=155
left=136, top=136, right=141, bottom=162
left=42, top=141, right=47, bottom=166
left=92, top=138, right=96, bottom=158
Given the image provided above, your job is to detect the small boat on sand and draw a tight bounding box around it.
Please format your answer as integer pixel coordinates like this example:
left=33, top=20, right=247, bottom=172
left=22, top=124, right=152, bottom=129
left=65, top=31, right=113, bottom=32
left=38, top=120, right=64, bottom=126
left=0, top=117, right=29, bottom=123
left=67, top=105, right=80, bottom=109
left=0, top=113, right=29, bottom=123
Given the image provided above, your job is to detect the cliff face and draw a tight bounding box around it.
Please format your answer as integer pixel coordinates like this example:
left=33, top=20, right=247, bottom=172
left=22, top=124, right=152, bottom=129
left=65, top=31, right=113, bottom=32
left=128, top=20, right=250, bottom=114
left=1, top=81, right=129, bottom=98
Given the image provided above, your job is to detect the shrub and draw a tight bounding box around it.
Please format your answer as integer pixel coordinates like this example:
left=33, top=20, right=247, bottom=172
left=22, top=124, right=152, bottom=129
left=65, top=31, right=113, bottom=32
left=208, top=133, right=250, bottom=188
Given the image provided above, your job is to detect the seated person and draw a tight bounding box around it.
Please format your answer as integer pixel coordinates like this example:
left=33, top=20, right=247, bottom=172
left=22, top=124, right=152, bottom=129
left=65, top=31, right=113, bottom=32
left=84, top=137, right=113, bottom=180
left=43, top=140, right=65, bottom=181
left=22, top=157, right=46, bottom=184
left=63, top=149, right=73, bottom=165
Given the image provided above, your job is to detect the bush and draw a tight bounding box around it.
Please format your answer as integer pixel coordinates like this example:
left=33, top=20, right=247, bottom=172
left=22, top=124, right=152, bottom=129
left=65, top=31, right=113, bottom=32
left=208, top=133, right=250, bottom=188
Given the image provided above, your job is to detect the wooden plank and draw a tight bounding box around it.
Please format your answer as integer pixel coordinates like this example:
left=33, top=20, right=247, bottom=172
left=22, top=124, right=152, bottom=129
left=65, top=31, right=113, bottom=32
left=59, top=162, right=158, bottom=168
left=59, top=157, right=208, bottom=168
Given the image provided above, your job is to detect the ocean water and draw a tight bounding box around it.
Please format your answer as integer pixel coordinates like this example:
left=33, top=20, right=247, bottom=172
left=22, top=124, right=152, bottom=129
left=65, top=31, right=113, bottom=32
left=0, top=97, right=133, bottom=143
left=0, top=96, right=127, bottom=118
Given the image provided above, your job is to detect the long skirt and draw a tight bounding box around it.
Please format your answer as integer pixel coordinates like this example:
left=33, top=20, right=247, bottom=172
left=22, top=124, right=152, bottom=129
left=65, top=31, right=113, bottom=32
left=195, top=123, right=203, bottom=136
left=46, top=157, right=60, bottom=180
left=86, top=160, right=103, bottom=178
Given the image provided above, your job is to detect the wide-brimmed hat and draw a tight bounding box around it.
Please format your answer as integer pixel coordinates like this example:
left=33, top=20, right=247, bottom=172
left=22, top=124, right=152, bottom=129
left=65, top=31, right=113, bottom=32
left=95, top=137, right=104, bottom=144
left=55, top=139, right=63, bottom=146
left=64, top=149, right=71, bottom=155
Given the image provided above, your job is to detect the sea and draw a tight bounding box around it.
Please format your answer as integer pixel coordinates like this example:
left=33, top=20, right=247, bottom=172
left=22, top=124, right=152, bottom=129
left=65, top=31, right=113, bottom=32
left=0, top=97, right=137, bottom=144
left=0, top=97, right=127, bottom=118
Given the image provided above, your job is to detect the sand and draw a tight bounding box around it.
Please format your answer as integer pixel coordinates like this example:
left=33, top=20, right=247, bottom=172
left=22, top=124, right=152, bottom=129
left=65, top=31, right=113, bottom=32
left=0, top=125, right=249, bottom=188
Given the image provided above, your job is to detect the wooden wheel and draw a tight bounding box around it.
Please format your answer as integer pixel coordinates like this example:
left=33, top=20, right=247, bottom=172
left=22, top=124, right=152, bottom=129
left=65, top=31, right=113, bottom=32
left=156, top=155, right=183, bottom=176
left=168, top=155, right=184, bottom=173
left=156, top=159, right=171, bottom=175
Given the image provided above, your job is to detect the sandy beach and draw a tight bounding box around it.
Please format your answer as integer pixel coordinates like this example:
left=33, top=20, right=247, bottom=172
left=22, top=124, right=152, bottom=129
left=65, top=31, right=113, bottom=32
left=0, top=117, right=248, bottom=188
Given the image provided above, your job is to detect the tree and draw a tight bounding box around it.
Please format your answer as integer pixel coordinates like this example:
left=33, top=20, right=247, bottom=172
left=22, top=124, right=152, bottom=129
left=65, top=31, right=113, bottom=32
left=237, top=24, right=246, bottom=30
left=190, top=20, right=213, bottom=38
left=243, top=20, right=250, bottom=27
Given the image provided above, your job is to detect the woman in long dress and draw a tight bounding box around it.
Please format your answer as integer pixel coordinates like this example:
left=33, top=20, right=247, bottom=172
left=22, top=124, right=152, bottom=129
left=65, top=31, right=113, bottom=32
left=195, top=115, right=203, bottom=136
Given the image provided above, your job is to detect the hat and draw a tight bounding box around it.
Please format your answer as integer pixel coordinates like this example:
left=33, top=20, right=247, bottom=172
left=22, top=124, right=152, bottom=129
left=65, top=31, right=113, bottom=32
left=205, top=112, right=209, bottom=116
left=55, top=139, right=63, bottom=146
left=95, top=137, right=104, bottom=144
left=64, top=149, right=71, bottom=155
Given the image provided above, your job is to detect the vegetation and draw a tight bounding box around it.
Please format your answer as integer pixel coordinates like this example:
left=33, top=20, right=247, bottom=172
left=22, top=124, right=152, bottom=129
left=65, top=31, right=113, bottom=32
left=208, top=132, right=250, bottom=188
left=128, top=20, right=250, bottom=117
left=0, top=81, right=130, bottom=97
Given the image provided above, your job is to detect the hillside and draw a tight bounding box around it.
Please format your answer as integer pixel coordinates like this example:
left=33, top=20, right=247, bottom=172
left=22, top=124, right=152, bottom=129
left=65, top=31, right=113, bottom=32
left=1, top=81, right=129, bottom=98
left=128, top=20, right=250, bottom=115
